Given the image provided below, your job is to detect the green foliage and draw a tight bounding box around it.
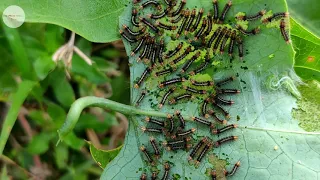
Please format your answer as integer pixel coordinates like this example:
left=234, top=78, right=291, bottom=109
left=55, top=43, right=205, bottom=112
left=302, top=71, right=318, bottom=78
left=290, top=18, right=320, bottom=81
left=0, top=0, right=128, bottom=42
left=287, top=0, right=320, bottom=37
left=0, top=22, right=128, bottom=178
left=88, top=142, right=122, bottom=169
left=0, top=80, right=36, bottom=155
left=1, top=23, right=34, bottom=80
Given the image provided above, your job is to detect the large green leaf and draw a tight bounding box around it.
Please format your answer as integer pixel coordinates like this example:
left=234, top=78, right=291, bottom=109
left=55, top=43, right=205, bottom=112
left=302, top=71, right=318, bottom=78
left=290, top=18, right=320, bottom=81
left=287, top=0, right=320, bottom=38
left=102, top=0, right=320, bottom=179
left=0, top=0, right=128, bottom=42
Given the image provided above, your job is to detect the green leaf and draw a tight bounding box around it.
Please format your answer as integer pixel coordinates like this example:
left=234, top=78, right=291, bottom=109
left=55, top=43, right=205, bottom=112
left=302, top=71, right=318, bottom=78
left=88, top=141, right=122, bottom=169
left=33, top=56, right=56, bottom=80
left=27, top=132, right=55, bottom=155
left=49, top=69, right=75, bottom=107
left=74, top=113, right=116, bottom=133
left=54, top=143, right=69, bottom=169
left=71, top=55, right=109, bottom=84
left=43, top=24, right=65, bottom=53
left=60, top=161, right=94, bottom=180
left=0, top=0, right=128, bottom=42
left=0, top=80, right=36, bottom=155
left=102, top=0, right=320, bottom=179
left=287, top=0, right=320, bottom=38
left=290, top=18, right=320, bottom=81
left=63, top=132, right=85, bottom=150
left=47, top=102, right=67, bottom=130
left=1, top=22, right=34, bottom=79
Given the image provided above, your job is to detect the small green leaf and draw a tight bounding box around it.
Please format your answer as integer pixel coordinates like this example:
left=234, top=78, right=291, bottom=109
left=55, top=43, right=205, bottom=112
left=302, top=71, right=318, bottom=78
left=33, top=56, right=56, bottom=80
left=0, top=80, right=36, bottom=155
left=63, top=132, right=85, bottom=150
left=88, top=141, right=122, bottom=169
left=28, top=110, right=47, bottom=126
left=54, top=143, right=69, bottom=169
left=49, top=69, right=75, bottom=107
left=27, top=132, right=55, bottom=155
left=47, top=102, right=67, bottom=130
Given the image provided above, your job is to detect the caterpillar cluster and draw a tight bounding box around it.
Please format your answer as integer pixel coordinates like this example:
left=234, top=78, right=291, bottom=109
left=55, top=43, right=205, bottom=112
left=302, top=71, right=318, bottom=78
left=120, top=0, right=290, bottom=179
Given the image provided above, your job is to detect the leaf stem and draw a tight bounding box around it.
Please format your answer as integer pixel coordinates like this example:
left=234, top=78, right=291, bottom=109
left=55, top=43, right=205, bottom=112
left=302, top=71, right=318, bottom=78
left=57, top=96, right=168, bottom=142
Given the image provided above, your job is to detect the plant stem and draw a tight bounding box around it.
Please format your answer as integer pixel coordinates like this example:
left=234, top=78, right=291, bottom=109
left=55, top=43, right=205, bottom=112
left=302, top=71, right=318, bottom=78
left=57, top=96, right=168, bottom=143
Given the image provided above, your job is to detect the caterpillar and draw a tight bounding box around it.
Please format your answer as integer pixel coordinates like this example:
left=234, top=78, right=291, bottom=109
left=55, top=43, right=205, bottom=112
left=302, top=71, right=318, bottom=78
left=164, top=42, right=183, bottom=58
left=237, top=10, right=266, bottom=21
left=159, top=87, right=175, bottom=108
left=188, top=137, right=207, bottom=160
left=185, top=9, right=196, bottom=33
left=150, top=136, right=160, bottom=156
left=171, top=0, right=187, bottom=17
left=184, top=86, right=207, bottom=94
left=212, top=124, right=237, bottom=134
left=280, top=19, right=290, bottom=44
left=237, top=25, right=260, bottom=36
left=181, top=52, right=201, bottom=73
left=140, top=0, right=162, bottom=11
left=191, top=8, right=204, bottom=32
left=140, top=146, right=154, bottom=163
left=134, top=67, right=152, bottom=88
left=169, top=93, right=192, bottom=104
left=141, top=127, right=163, bottom=133
left=196, top=142, right=212, bottom=165
left=162, top=163, right=170, bottom=180
left=175, top=110, right=186, bottom=129
left=225, top=161, right=241, bottom=176
left=145, top=117, right=165, bottom=127
left=263, top=12, right=289, bottom=23
left=219, top=1, right=232, bottom=23
left=131, top=34, right=147, bottom=56
left=136, top=90, right=146, bottom=106
left=176, top=128, right=196, bottom=137
left=159, top=77, right=185, bottom=88
left=191, top=80, right=214, bottom=86
left=119, top=30, right=137, bottom=43
left=215, top=136, right=238, bottom=147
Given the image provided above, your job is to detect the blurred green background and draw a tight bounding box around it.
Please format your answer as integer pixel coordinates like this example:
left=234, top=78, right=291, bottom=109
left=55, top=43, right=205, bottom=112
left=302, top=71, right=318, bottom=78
left=0, top=0, right=319, bottom=179
left=0, top=23, right=130, bottom=179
